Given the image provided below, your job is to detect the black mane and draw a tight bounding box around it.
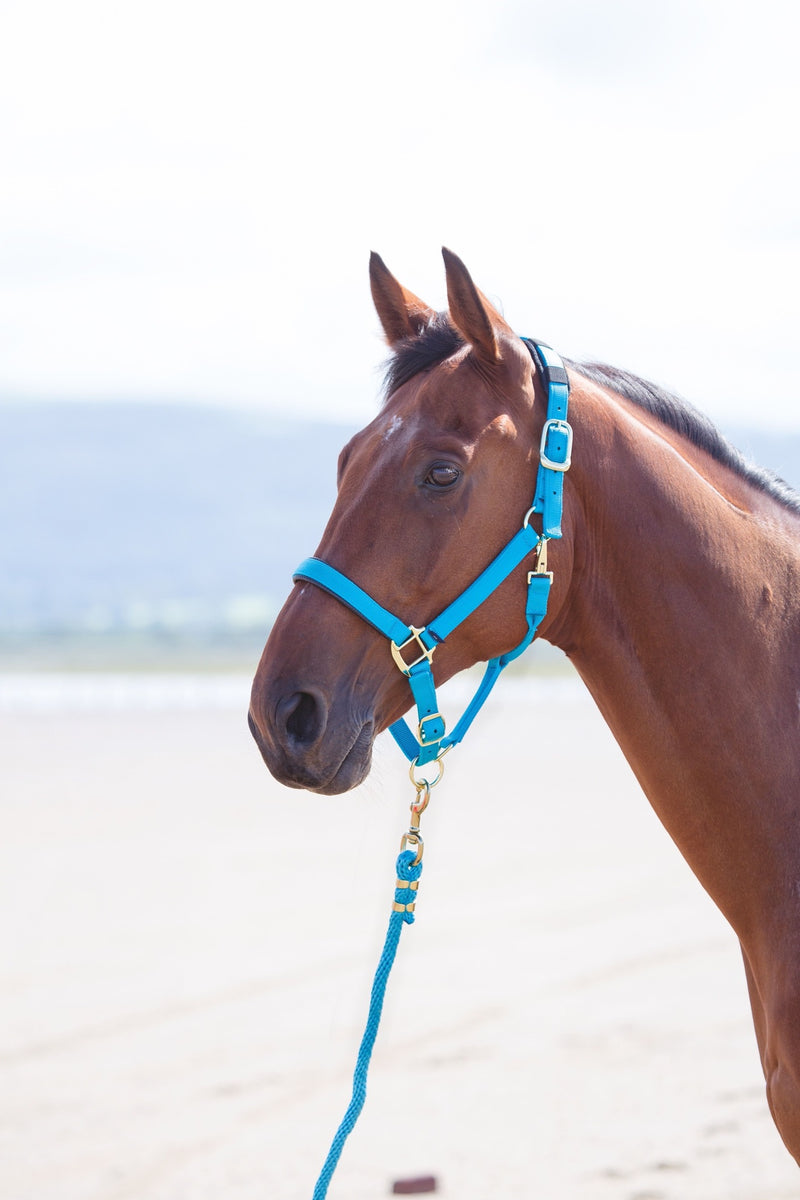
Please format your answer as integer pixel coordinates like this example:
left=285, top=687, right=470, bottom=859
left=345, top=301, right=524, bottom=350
left=381, top=317, right=800, bottom=514
left=569, top=360, right=800, bottom=513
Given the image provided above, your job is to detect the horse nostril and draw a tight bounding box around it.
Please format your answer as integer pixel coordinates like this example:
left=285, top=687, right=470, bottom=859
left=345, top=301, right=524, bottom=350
left=283, top=691, right=325, bottom=746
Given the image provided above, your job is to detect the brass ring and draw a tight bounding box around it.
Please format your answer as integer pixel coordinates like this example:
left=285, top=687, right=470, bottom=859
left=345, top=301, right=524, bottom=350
left=409, top=756, right=445, bottom=791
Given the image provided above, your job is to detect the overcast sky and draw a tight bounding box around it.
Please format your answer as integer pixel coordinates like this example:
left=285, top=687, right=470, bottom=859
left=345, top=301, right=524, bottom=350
left=1, top=0, right=798, bottom=428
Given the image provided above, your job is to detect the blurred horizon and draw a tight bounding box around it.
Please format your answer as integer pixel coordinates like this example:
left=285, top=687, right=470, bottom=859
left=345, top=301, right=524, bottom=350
left=0, top=401, right=355, bottom=671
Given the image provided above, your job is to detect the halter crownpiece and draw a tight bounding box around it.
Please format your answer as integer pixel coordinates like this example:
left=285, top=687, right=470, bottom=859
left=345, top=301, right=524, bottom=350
left=293, top=338, right=572, bottom=772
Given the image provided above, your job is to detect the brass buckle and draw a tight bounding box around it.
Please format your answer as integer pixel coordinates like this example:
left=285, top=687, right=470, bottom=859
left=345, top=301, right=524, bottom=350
left=418, top=710, right=445, bottom=745
left=390, top=625, right=435, bottom=675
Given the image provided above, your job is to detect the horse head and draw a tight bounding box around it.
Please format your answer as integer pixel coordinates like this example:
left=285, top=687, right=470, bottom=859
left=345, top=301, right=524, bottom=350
left=248, top=249, right=573, bottom=793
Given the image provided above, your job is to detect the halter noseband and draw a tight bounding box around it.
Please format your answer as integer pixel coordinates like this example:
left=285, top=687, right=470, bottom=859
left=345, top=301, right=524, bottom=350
left=293, top=338, right=572, bottom=773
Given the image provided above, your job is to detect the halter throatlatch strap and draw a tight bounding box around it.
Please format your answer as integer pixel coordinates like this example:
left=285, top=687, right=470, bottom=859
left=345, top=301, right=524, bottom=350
left=293, top=338, right=572, bottom=768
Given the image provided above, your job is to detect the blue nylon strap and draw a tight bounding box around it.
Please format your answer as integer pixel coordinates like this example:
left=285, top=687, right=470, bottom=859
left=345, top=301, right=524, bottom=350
left=426, top=523, right=540, bottom=642
left=293, top=558, right=412, bottom=646
left=387, top=525, right=546, bottom=763
left=526, top=340, right=571, bottom=539
left=295, top=528, right=544, bottom=766
left=534, top=410, right=570, bottom=538
left=388, top=715, right=421, bottom=761
left=435, top=658, right=503, bottom=752
left=433, top=570, right=552, bottom=753
left=499, top=571, right=552, bottom=667
left=406, top=661, right=445, bottom=760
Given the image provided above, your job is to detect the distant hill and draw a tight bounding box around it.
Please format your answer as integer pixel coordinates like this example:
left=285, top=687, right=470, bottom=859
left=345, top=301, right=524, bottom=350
left=1, top=402, right=799, bottom=667
left=0, top=403, right=356, bottom=662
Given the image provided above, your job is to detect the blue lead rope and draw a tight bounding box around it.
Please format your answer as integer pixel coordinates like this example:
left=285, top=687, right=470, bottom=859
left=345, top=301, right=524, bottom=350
left=312, top=849, right=423, bottom=1200
left=303, top=338, right=573, bottom=1197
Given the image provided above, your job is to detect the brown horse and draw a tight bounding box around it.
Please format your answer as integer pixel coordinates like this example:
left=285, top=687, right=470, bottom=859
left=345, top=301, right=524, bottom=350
left=249, top=248, right=800, bottom=1164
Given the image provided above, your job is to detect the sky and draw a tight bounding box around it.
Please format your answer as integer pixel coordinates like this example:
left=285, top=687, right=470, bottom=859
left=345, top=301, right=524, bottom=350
left=1, top=0, right=798, bottom=429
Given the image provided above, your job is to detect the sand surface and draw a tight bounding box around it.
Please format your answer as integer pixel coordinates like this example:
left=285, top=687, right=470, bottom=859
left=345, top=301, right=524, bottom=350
left=2, top=671, right=798, bottom=1199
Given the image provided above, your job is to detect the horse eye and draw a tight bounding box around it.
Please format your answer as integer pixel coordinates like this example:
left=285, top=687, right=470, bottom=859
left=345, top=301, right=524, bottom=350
left=425, top=463, right=461, bottom=489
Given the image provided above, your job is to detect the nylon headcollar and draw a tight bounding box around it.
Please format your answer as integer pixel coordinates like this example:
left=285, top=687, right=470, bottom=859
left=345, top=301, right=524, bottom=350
left=293, top=338, right=572, bottom=772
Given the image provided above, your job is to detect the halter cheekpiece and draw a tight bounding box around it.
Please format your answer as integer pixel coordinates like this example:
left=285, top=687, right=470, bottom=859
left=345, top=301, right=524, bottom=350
left=293, top=338, right=572, bottom=774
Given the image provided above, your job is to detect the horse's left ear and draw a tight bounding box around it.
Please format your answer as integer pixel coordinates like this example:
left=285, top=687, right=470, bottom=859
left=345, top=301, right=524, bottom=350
left=442, top=247, right=508, bottom=363
left=369, top=252, right=436, bottom=347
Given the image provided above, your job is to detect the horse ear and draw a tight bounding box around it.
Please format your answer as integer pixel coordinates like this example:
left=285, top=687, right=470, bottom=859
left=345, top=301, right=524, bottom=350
left=369, top=252, right=436, bottom=347
left=442, top=247, right=503, bottom=363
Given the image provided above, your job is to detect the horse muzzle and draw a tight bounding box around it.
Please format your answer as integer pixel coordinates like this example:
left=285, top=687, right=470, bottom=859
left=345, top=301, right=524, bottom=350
left=248, top=684, right=376, bottom=794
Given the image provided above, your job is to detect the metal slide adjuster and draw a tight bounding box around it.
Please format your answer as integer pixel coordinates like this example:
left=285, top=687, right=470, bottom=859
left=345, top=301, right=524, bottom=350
left=539, top=418, right=573, bottom=472
left=390, top=625, right=435, bottom=675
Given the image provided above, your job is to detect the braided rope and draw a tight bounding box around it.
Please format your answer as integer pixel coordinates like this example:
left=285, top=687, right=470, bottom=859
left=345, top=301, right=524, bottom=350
left=312, top=848, right=423, bottom=1199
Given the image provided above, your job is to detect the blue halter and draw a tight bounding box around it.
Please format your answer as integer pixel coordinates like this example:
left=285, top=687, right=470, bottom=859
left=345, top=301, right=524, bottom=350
left=293, top=338, right=572, bottom=770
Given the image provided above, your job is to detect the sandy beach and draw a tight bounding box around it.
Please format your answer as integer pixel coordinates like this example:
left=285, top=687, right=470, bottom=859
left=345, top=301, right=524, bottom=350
left=2, top=670, right=798, bottom=1200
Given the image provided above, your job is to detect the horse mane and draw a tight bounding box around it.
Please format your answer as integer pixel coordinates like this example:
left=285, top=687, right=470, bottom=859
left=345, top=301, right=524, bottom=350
left=381, top=316, right=800, bottom=514
left=571, top=360, right=800, bottom=514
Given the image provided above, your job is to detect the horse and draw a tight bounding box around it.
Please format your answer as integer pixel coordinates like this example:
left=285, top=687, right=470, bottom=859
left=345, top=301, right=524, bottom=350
left=249, top=247, right=800, bottom=1165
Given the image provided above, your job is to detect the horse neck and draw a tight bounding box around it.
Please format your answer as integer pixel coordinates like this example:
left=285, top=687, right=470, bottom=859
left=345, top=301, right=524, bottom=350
left=547, top=379, right=800, bottom=931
